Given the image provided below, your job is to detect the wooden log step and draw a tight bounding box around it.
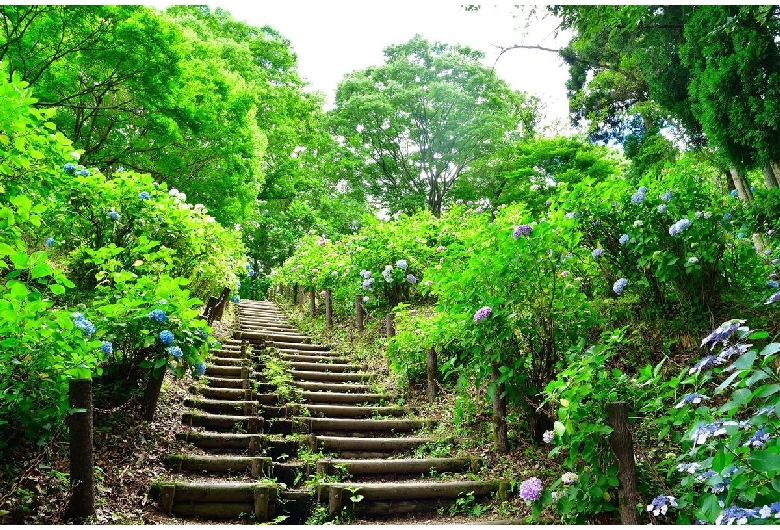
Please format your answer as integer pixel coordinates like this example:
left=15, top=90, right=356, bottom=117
left=205, top=365, right=247, bottom=378
left=210, top=357, right=249, bottom=367
left=267, top=341, right=328, bottom=352
left=153, top=481, right=278, bottom=520
left=234, top=331, right=313, bottom=344
left=287, top=361, right=367, bottom=373
left=289, top=404, right=407, bottom=418
left=280, top=353, right=351, bottom=364
left=204, top=376, right=247, bottom=389
left=184, top=398, right=257, bottom=415
left=295, top=417, right=430, bottom=434
left=319, top=479, right=506, bottom=503
left=176, top=432, right=298, bottom=456
left=311, top=435, right=436, bottom=453
left=181, top=412, right=262, bottom=432
left=317, top=457, right=481, bottom=476
left=190, top=386, right=251, bottom=400
left=239, top=322, right=298, bottom=331
left=291, top=381, right=374, bottom=393
left=167, top=455, right=272, bottom=477
left=301, top=391, right=393, bottom=404
left=289, top=370, right=372, bottom=383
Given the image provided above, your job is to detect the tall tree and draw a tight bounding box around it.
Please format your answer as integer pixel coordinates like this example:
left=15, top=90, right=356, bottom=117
left=329, top=35, right=540, bottom=217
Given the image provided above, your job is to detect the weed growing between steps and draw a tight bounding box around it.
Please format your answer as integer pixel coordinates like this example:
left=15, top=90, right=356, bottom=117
left=276, top=300, right=578, bottom=524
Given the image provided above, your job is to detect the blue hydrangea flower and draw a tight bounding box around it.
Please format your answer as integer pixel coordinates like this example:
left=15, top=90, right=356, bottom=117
left=730, top=189, right=738, bottom=197
left=691, top=420, right=738, bottom=445
left=77, top=168, right=90, bottom=176
left=518, top=477, right=543, bottom=502
left=474, top=206, right=484, bottom=213
left=197, top=328, right=208, bottom=341
left=661, top=190, right=673, bottom=202
left=631, top=190, right=645, bottom=204
left=689, top=355, right=717, bottom=375
left=231, top=295, right=239, bottom=303
left=744, top=428, right=770, bottom=448
left=613, top=278, right=628, bottom=295
left=688, top=256, right=699, bottom=264
left=695, top=470, right=716, bottom=482
left=638, top=186, right=648, bottom=193
left=647, top=495, right=677, bottom=516
left=138, top=191, right=150, bottom=200
left=675, top=393, right=708, bottom=408
left=63, top=163, right=76, bottom=174
left=619, top=234, right=629, bottom=245
left=167, top=346, right=183, bottom=359
left=45, top=237, right=55, bottom=247
left=716, top=506, right=759, bottom=525
left=247, top=269, right=255, bottom=277
left=100, top=341, right=113, bottom=355
left=669, top=219, right=692, bottom=236
left=71, top=312, right=85, bottom=321
left=657, top=204, right=667, bottom=213
left=74, top=318, right=96, bottom=337
left=194, top=361, right=207, bottom=376
left=701, top=319, right=749, bottom=350
left=676, top=462, right=700, bottom=474
left=362, top=277, right=375, bottom=289
left=148, top=309, right=167, bottom=323
left=382, top=265, right=393, bottom=283
left=758, top=502, right=780, bottom=520
left=406, top=274, right=417, bottom=284
left=396, top=259, right=408, bottom=270
left=513, top=225, right=532, bottom=238
left=591, top=248, right=604, bottom=259
left=473, top=306, right=492, bottom=323
left=767, top=280, right=779, bottom=289
left=466, top=200, right=473, bottom=206
left=108, top=209, right=120, bottom=221
left=159, top=330, right=174, bottom=345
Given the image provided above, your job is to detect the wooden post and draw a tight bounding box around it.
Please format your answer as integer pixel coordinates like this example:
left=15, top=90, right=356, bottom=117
left=386, top=313, right=395, bottom=338
left=607, top=401, right=640, bottom=525
left=491, top=363, right=508, bottom=454
left=426, top=347, right=437, bottom=400
left=142, top=367, right=165, bottom=421
left=325, top=290, right=333, bottom=330
left=355, top=295, right=364, bottom=331
left=298, top=286, right=305, bottom=307
left=309, top=290, right=316, bottom=317
left=291, top=284, right=297, bottom=305
left=68, top=379, right=95, bottom=518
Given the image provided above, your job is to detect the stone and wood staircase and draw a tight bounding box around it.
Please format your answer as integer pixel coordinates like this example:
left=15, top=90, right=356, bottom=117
left=150, top=299, right=508, bottom=523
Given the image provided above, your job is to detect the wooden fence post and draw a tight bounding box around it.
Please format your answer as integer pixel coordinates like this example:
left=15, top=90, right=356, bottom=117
left=386, top=313, right=395, bottom=338
left=607, top=401, right=640, bottom=525
left=69, top=379, right=95, bottom=518
left=309, top=290, right=316, bottom=317
left=491, top=363, right=508, bottom=454
left=427, top=347, right=437, bottom=401
left=325, top=290, right=333, bottom=330
left=355, top=295, right=364, bottom=331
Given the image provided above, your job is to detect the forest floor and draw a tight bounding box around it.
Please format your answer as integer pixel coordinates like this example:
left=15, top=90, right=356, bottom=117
left=0, top=301, right=595, bottom=525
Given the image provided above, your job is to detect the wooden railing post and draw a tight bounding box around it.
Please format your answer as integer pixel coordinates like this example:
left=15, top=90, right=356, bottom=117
left=386, top=313, right=395, bottom=338
left=69, top=379, right=95, bottom=518
left=325, top=290, right=333, bottom=330
left=427, top=347, right=437, bottom=401
left=607, top=401, right=640, bottom=525
left=355, top=295, right=364, bottom=331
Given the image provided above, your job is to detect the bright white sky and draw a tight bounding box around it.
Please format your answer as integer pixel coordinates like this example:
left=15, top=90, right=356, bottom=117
left=149, top=2, right=574, bottom=133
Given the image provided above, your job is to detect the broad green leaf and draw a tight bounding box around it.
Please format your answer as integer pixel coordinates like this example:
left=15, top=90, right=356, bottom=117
left=747, top=450, right=780, bottom=475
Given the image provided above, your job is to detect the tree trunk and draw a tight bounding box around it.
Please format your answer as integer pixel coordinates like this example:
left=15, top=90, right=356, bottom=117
left=291, top=284, right=297, bottom=305
left=68, top=379, right=95, bottom=518
left=729, top=166, right=754, bottom=201
left=325, top=290, right=333, bottom=330
left=763, top=163, right=780, bottom=189
left=309, top=290, right=316, bottom=317
left=491, top=363, right=508, bottom=454
left=426, top=347, right=437, bottom=401
left=355, top=295, right=364, bottom=331
left=607, top=402, right=640, bottom=525
left=142, top=366, right=166, bottom=421
left=386, top=313, right=395, bottom=338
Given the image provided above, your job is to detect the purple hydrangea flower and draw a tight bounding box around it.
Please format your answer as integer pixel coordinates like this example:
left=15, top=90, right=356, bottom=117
left=619, top=233, right=629, bottom=245
left=647, top=495, right=677, bottom=516
left=513, top=225, right=532, bottom=238
left=148, top=309, right=167, bottom=323
left=689, top=355, right=717, bottom=375
left=591, top=248, right=604, bottom=259
left=613, top=278, right=628, bottom=295
left=766, top=291, right=780, bottom=305
left=467, top=201, right=473, bottom=206
left=100, top=341, right=113, bottom=355
left=473, top=306, right=492, bottom=323
left=159, top=330, right=174, bottom=345
left=700, top=319, right=748, bottom=349
left=406, top=274, right=417, bottom=284
left=194, top=362, right=207, bottom=376
left=362, top=277, right=375, bottom=289
left=669, top=219, right=692, bottom=236
left=518, top=477, right=543, bottom=502
left=359, top=269, right=372, bottom=279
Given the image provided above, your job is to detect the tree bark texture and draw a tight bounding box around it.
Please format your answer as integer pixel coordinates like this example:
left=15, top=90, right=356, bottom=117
left=491, top=363, right=508, bottom=454
left=309, top=290, right=316, bottom=317
left=607, top=401, right=640, bottom=525
left=325, top=290, right=333, bottom=330
left=142, top=367, right=166, bottom=421
left=386, top=313, right=395, bottom=338
left=291, top=284, right=298, bottom=305
left=68, top=379, right=95, bottom=518
left=730, top=166, right=754, bottom=201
